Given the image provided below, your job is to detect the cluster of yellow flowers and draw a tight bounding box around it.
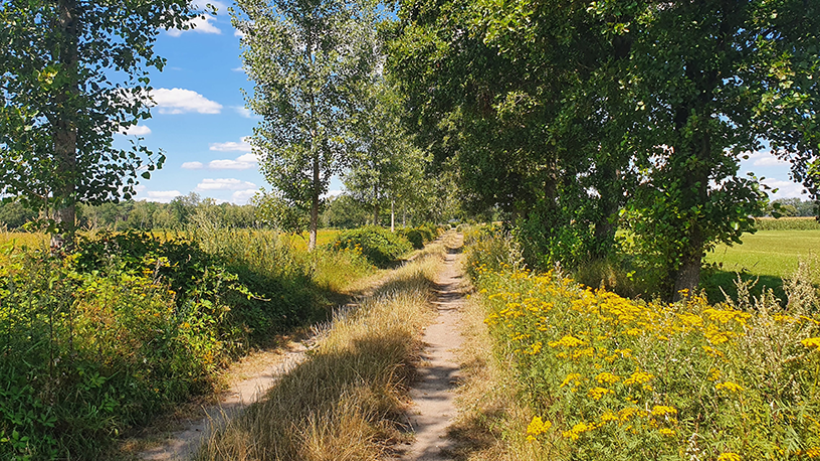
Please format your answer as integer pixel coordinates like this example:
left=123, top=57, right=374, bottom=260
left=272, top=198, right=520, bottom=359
left=474, top=262, right=820, bottom=460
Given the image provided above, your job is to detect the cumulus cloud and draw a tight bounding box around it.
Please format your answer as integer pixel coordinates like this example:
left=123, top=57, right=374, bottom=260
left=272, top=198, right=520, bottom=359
left=747, top=150, right=789, bottom=167
left=182, top=161, right=204, bottom=169
left=167, top=15, right=221, bottom=37
left=196, top=178, right=257, bottom=191
left=151, top=88, right=222, bottom=114
left=322, top=190, right=343, bottom=199
left=119, top=124, right=151, bottom=136
left=761, top=178, right=807, bottom=200
left=144, top=190, right=182, bottom=203
left=232, top=189, right=258, bottom=204
left=210, top=137, right=252, bottom=152
left=234, top=29, right=246, bottom=38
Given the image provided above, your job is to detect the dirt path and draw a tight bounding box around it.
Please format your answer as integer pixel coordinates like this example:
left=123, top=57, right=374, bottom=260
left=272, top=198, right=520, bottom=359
left=136, top=271, right=393, bottom=461
left=403, top=234, right=466, bottom=461
left=138, top=340, right=310, bottom=460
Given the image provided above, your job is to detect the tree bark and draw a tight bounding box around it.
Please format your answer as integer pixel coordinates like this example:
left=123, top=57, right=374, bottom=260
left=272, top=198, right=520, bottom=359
left=309, top=154, right=319, bottom=251
left=52, top=0, right=79, bottom=252
left=591, top=165, right=620, bottom=260
left=373, top=183, right=379, bottom=226
left=390, top=199, right=395, bottom=232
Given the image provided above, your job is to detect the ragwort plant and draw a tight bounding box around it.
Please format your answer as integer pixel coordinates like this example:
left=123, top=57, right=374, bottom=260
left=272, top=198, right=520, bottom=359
left=468, top=232, right=820, bottom=460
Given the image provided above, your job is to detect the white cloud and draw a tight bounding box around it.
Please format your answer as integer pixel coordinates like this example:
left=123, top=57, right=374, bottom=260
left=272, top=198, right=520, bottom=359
left=761, top=178, right=807, bottom=200
left=232, top=67, right=245, bottom=73
left=197, top=178, right=257, bottom=191
left=167, top=15, right=222, bottom=37
left=208, top=159, right=255, bottom=169
left=234, top=29, right=246, bottom=38
left=182, top=161, right=204, bottom=169
left=748, top=150, right=789, bottom=167
left=145, top=190, right=182, bottom=203
left=151, top=88, right=222, bottom=114
left=234, top=107, right=255, bottom=118
left=119, top=124, right=151, bottom=136
left=236, top=153, right=260, bottom=163
left=193, top=0, right=227, bottom=10
left=232, top=189, right=258, bottom=204
left=210, top=137, right=252, bottom=152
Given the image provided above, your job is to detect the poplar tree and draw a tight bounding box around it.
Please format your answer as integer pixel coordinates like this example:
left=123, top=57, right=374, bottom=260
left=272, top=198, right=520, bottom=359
left=0, top=0, right=207, bottom=249
left=234, top=0, right=378, bottom=250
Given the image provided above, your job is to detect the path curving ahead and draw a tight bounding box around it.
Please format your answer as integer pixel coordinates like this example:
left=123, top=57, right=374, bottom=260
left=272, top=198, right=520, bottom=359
left=404, top=234, right=466, bottom=461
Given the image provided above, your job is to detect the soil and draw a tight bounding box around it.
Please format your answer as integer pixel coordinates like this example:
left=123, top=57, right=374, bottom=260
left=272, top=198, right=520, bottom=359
left=402, top=234, right=467, bottom=461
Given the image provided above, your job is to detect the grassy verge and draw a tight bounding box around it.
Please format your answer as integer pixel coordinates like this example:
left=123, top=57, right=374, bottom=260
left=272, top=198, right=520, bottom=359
left=461, top=230, right=820, bottom=460
left=193, top=238, right=449, bottom=461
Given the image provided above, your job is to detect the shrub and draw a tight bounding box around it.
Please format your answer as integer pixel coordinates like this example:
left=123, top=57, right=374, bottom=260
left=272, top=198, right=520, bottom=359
left=329, top=226, right=412, bottom=267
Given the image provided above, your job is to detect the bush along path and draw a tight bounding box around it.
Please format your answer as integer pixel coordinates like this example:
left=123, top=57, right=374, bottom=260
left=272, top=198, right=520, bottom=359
left=188, top=234, right=453, bottom=461
left=402, top=233, right=467, bottom=461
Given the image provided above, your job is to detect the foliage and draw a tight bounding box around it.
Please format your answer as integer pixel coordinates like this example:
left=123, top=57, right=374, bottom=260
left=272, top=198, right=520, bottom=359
left=345, top=79, right=431, bottom=225
left=320, top=194, right=372, bottom=229
left=0, top=1, right=208, bottom=245
left=469, top=250, right=820, bottom=460
left=397, top=223, right=442, bottom=249
left=389, top=0, right=820, bottom=299
left=329, top=226, right=412, bottom=267
left=0, top=224, right=350, bottom=459
left=251, top=188, right=307, bottom=233
left=233, top=0, right=379, bottom=250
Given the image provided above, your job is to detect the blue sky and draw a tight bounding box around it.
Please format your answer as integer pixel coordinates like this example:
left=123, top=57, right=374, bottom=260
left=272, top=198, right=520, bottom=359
left=117, top=2, right=807, bottom=205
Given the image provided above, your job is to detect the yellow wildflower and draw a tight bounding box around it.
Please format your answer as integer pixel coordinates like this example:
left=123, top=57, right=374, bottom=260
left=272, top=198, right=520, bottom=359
left=717, top=453, right=742, bottom=461
left=802, top=337, right=820, bottom=349
left=526, top=416, right=552, bottom=438
left=715, top=381, right=744, bottom=392
left=650, top=405, right=678, bottom=417
left=560, top=373, right=582, bottom=388
left=596, top=372, right=620, bottom=385
left=659, top=428, right=676, bottom=437
left=587, top=387, right=613, bottom=400
left=623, top=370, right=654, bottom=386
left=548, top=335, right=586, bottom=348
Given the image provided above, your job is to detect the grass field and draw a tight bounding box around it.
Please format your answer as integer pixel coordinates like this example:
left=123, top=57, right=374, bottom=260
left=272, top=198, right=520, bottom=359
left=281, top=229, right=342, bottom=251
left=704, top=229, right=820, bottom=302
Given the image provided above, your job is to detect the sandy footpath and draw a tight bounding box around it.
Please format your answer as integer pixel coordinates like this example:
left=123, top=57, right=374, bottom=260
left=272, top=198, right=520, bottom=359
left=403, top=234, right=466, bottom=461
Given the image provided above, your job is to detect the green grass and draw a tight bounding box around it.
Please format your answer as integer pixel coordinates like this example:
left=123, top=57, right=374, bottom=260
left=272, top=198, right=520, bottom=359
left=703, top=230, right=820, bottom=302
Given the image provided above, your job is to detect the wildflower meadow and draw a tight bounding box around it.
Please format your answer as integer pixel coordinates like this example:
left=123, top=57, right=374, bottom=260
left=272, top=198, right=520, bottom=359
left=467, top=230, right=820, bottom=460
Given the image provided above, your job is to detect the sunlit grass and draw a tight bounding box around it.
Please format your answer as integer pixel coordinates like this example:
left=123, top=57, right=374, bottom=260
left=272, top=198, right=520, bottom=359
left=283, top=229, right=343, bottom=251
left=706, top=230, right=820, bottom=278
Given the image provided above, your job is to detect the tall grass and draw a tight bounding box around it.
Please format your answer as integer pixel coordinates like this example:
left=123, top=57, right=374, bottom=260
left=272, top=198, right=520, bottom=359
left=194, top=239, right=449, bottom=461
left=0, top=221, right=377, bottom=460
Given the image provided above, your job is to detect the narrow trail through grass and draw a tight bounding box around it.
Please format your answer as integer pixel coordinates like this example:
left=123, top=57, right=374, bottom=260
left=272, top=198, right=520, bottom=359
left=402, top=234, right=467, bottom=461
left=131, top=264, right=404, bottom=460
left=187, top=234, right=455, bottom=461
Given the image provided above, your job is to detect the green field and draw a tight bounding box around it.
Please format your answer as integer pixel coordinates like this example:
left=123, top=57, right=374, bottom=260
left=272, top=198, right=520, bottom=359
left=704, top=229, right=820, bottom=302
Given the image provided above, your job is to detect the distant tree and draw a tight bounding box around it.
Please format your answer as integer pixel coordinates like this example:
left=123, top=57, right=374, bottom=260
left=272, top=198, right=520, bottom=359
left=233, top=0, right=379, bottom=250
left=320, top=194, right=370, bottom=229
left=345, top=80, right=429, bottom=230
left=252, top=188, right=308, bottom=233
left=0, top=1, right=208, bottom=249
left=169, top=192, right=201, bottom=229
left=0, top=201, right=38, bottom=230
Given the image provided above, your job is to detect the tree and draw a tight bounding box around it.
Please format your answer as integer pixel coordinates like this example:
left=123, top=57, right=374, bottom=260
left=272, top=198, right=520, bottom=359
left=233, top=0, right=379, bottom=250
left=344, top=80, right=430, bottom=229
left=0, top=0, right=208, bottom=249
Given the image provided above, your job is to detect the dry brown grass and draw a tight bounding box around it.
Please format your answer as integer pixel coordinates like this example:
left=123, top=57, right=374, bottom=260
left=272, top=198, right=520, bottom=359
left=193, top=238, right=449, bottom=461
left=446, top=294, right=556, bottom=461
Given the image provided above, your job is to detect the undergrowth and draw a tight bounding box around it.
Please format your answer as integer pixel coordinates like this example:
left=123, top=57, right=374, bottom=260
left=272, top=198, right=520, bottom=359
left=0, top=224, right=374, bottom=460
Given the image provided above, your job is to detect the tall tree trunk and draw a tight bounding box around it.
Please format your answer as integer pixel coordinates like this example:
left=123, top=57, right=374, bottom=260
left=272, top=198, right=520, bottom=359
left=309, top=154, right=319, bottom=251
left=52, top=0, right=79, bottom=252
left=373, top=183, right=379, bottom=226
left=390, top=199, right=395, bottom=232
